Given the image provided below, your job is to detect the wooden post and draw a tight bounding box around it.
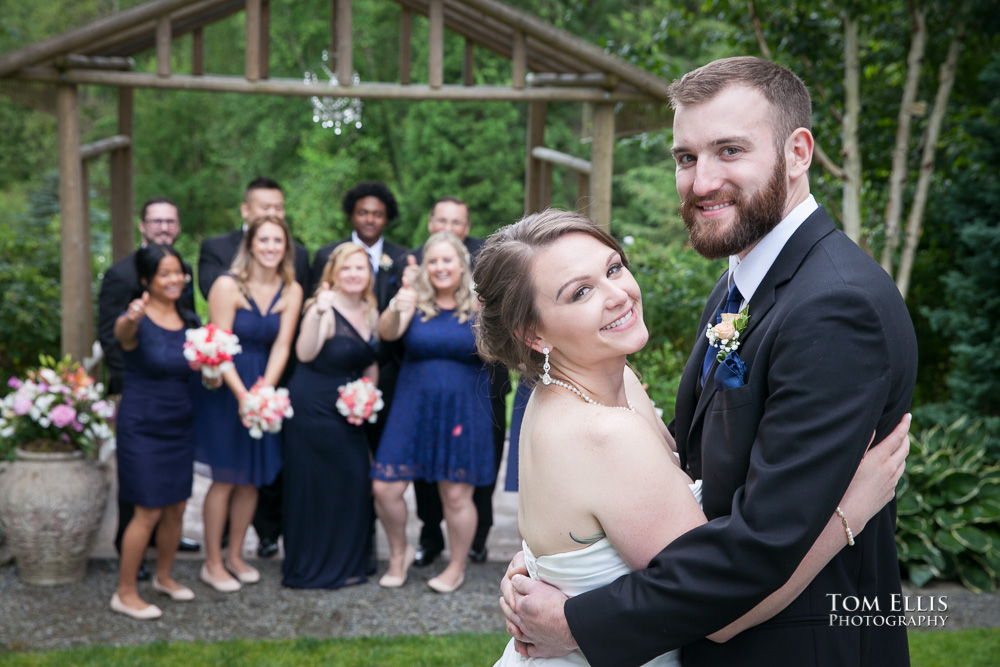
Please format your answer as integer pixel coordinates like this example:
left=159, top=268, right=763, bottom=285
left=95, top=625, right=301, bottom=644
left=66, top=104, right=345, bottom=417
left=245, top=0, right=261, bottom=82
left=577, top=172, right=590, bottom=209
left=538, top=160, right=552, bottom=209
left=590, top=102, right=614, bottom=231
left=156, top=16, right=171, bottom=78
left=192, top=27, right=204, bottom=76
left=399, top=7, right=412, bottom=85
left=261, top=0, right=270, bottom=80
left=463, top=38, right=474, bottom=87
left=336, top=0, right=352, bottom=86
left=111, top=87, right=135, bottom=263
left=429, top=0, right=443, bottom=89
left=511, top=31, right=525, bottom=89
left=524, top=101, right=546, bottom=213
left=57, top=85, right=91, bottom=362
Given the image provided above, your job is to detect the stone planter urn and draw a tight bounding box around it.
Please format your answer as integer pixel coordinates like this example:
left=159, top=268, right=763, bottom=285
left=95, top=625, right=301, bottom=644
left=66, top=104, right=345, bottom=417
left=0, top=447, right=109, bottom=585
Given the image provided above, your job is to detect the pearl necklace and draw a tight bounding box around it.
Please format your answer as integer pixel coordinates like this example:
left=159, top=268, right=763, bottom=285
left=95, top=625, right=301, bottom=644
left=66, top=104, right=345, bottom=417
left=546, top=378, right=636, bottom=413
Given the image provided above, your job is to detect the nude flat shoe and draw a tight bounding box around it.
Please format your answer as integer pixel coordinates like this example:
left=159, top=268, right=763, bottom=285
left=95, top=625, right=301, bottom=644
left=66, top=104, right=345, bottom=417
left=227, top=561, right=260, bottom=584
left=199, top=564, right=241, bottom=593
left=152, top=576, right=195, bottom=601
left=110, top=593, right=162, bottom=620
left=379, top=544, right=416, bottom=588
left=427, top=572, right=465, bottom=594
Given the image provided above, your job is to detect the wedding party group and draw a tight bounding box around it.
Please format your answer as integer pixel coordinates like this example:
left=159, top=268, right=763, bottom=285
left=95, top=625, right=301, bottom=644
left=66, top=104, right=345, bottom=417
left=100, top=54, right=916, bottom=667
left=99, top=178, right=506, bottom=620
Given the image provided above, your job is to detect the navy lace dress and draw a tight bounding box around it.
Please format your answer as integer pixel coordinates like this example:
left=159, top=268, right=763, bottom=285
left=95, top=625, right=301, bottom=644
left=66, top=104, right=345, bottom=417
left=194, top=286, right=284, bottom=487
left=282, top=309, right=378, bottom=589
left=372, top=309, right=495, bottom=485
left=117, top=314, right=199, bottom=507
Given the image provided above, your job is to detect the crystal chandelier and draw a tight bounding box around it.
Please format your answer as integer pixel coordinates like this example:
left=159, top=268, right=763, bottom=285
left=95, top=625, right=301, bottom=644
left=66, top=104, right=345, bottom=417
left=304, top=50, right=364, bottom=135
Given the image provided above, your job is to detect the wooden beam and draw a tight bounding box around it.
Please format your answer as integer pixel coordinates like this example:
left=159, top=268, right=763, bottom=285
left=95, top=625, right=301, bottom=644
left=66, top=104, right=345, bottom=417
left=511, top=30, right=525, bottom=89
left=399, top=8, right=412, bottom=85
left=538, top=160, right=552, bottom=209
left=524, top=101, right=546, bottom=213
left=336, top=0, right=352, bottom=86
left=57, top=54, right=135, bottom=70
left=0, top=0, right=199, bottom=78
left=156, top=16, right=172, bottom=78
left=245, top=0, right=261, bottom=82
left=17, top=68, right=657, bottom=102
left=463, top=38, right=474, bottom=87
left=261, top=0, right=270, bottom=80
left=527, top=72, right=616, bottom=88
left=81, top=134, right=132, bottom=161
left=112, top=87, right=134, bottom=263
left=577, top=172, right=590, bottom=209
left=530, top=146, right=591, bottom=174
left=57, top=84, right=92, bottom=362
left=590, top=102, right=615, bottom=231
left=458, top=0, right=671, bottom=99
left=428, top=0, right=444, bottom=89
left=85, top=0, right=241, bottom=58
left=192, top=27, right=204, bottom=75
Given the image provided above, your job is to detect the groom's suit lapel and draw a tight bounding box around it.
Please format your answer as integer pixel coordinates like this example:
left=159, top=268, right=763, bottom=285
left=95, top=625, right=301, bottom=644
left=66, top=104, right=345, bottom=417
left=685, top=207, right=837, bottom=457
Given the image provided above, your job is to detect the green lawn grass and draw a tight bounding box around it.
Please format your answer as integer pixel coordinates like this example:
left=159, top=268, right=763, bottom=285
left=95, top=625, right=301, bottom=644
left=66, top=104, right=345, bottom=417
left=0, top=630, right=995, bottom=666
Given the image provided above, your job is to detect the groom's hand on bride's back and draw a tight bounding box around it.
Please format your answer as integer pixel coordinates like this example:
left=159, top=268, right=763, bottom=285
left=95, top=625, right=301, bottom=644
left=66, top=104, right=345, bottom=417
left=500, top=550, right=578, bottom=659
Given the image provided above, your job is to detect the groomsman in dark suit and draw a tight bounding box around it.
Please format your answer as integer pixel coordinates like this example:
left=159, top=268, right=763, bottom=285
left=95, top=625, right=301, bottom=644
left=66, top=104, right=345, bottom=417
left=197, top=177, right=311, bottom=559
left=395, top=197, right=509, bottom=568
left=98, top=196, right=201, bottom=575
left=502, top=57, right=916, bottom=667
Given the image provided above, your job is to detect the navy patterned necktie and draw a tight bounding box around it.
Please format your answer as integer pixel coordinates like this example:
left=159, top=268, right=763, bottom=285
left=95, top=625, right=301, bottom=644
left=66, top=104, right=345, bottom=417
left=701, top=282, right=743, bottom=382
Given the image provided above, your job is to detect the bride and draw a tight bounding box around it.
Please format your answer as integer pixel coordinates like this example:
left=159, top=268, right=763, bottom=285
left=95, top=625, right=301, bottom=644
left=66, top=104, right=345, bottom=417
left=471, top=209, right=909, bottom=666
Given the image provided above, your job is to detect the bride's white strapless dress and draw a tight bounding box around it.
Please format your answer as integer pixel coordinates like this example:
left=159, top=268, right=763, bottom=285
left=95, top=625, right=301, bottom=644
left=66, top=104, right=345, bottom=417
left=495, top=481, right=702, bottom=667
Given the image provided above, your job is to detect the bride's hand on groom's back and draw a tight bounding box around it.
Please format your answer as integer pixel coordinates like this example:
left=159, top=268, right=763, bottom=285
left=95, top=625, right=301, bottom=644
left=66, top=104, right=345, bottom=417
left=842, top=414, right=911, bottom=536
left=500, top=550, right=578, bottom=658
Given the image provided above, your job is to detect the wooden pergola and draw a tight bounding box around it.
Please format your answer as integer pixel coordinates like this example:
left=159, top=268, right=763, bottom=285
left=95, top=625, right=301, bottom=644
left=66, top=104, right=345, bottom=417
left=0, top=0, right=671, bottom=362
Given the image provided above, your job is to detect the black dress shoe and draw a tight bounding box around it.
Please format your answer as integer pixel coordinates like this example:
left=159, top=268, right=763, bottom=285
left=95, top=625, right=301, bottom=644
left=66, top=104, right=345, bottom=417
left=468, top=545, right=488, bottom=563
left=413, top=544, right=442, bottom=568
left=136, top=560, right=152, bottom=581
left=257, top=537, right=279, bottom=558
left=178, top=537, right=201, bottom=552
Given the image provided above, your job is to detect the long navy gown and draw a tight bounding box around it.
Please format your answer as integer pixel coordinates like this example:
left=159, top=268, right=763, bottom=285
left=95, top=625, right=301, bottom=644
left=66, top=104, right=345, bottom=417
left=117, top=314, right=199, bottom=508
left=281, top=308, right=379, bottom=589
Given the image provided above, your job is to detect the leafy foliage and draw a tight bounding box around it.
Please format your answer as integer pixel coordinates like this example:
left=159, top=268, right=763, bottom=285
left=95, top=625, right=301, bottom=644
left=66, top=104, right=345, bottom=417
left=895, top=417, right=1000, bottom=592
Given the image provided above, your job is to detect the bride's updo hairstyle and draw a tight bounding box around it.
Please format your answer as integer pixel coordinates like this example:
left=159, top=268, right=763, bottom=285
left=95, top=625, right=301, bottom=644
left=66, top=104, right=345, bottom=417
left=473, top=208, right=628, bottom=386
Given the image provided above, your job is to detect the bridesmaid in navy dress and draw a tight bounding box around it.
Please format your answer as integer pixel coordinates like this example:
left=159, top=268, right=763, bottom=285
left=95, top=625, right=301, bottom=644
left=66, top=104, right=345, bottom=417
left=112, top=244, right=214, bottom=620
left=282, top=243, right=379, bottom=589
left=373, top=232, right=494, bottom=593
left=195, top=215, right=302, bottom=592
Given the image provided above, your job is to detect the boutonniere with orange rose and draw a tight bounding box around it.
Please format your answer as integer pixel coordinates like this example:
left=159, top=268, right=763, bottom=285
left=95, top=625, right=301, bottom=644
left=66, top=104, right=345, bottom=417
left=705, top=306, right=749, bottom=362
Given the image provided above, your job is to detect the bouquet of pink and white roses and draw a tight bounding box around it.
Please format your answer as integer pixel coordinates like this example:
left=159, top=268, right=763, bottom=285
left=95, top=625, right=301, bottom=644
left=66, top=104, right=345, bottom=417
left=240, top=379, right=293, bottom=439
left=336, top=377, right=384, bottom=426
left=183, top=324, right=241, bottom=379
left=0, top=355, right=115, bottom=460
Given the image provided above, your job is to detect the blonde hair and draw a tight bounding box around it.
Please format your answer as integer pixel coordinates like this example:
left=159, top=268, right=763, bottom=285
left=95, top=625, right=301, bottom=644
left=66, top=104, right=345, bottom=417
left=415, top=232, right=477, bottom=324
left=229, top=215, right=296, bottom=288
left=305, top=243, right=378, bottom=330
left=472, top=209, right=628, bottom=384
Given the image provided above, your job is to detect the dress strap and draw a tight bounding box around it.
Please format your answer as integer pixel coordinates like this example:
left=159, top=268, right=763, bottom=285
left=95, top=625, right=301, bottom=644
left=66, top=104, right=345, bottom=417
left=263, top=284, right=284, bottom=315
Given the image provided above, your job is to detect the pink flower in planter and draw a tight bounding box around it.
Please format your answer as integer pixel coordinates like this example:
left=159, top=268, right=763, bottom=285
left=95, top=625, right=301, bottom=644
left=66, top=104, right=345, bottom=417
left=50, top=404, right=77, bottom=429
left=13, top=397, right=32, bottom=416
left=7, top=377, right=22, bottom=389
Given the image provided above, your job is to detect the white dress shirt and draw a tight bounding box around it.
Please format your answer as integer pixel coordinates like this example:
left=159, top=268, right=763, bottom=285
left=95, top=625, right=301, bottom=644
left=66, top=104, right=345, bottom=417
left=352, top=231, right=385, bottom=274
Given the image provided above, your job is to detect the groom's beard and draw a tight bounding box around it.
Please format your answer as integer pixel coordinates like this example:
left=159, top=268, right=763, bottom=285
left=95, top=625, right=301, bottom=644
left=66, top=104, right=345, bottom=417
left=681, top=152, right=788, bottom=260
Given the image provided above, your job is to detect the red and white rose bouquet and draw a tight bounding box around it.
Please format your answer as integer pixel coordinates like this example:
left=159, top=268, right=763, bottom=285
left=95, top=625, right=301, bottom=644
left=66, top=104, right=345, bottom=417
left=241, top=380, right=293, bottom=439
left=336, top=377, right=384, bottom=426
left=183, top=324, right=241, bottom=379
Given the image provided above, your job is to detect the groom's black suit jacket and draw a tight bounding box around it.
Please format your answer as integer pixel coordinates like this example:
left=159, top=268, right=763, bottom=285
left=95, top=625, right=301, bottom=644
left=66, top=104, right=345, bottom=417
left=565, top=207, right=917, bottom=667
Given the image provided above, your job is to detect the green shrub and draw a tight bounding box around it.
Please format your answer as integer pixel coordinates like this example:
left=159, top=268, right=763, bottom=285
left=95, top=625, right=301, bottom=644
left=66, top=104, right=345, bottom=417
left=895, top=416, right=1000, bottom=593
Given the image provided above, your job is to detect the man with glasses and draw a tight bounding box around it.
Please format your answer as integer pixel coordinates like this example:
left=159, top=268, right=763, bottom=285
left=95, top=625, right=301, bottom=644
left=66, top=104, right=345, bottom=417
left=97, top=196, right=201, bottom=578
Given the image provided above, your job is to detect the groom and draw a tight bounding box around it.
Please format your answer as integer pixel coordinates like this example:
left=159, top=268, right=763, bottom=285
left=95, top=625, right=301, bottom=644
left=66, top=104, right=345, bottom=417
left=501, top=57, right=917, bottom=666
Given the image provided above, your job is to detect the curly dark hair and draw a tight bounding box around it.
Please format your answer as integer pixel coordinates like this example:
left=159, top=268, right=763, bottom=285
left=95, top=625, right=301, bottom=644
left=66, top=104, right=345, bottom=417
left=472, top=209, right=628, bottom=384
left=341, top=181, right=399, bottom=222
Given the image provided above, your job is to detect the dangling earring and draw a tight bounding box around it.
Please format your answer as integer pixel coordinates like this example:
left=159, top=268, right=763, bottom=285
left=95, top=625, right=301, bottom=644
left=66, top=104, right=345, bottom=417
left=540, top=348, right=552, bottom=385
